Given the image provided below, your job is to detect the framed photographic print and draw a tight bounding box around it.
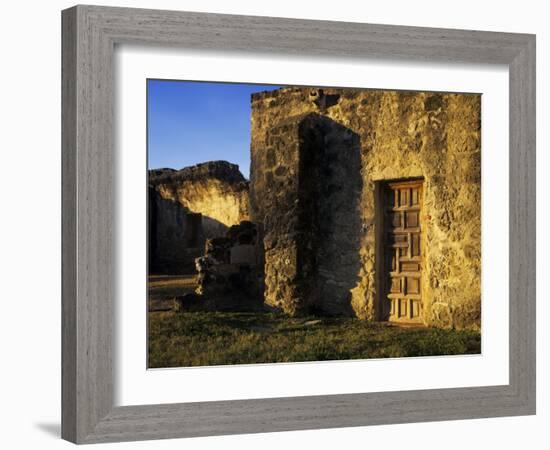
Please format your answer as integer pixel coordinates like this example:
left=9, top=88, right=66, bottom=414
left=62, top=5, right=536, bottom=444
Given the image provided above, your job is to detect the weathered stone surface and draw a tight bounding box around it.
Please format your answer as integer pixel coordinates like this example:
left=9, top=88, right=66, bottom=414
left=148, top=161, right=251, bottom=274
left=230, top=245, right=256, bottom=265
left=194, top=221, right=262, bottom=311
left=148, top=186, right=202, bottom=273
left=250, top=113, right=363, bottom=317
left=149, top=161, right=249, bottom=238
left=226, top=220, right=257, bottom=244
left=250, top=87, right=481, bottom=329
left=204, top=237, right=233, bottom=263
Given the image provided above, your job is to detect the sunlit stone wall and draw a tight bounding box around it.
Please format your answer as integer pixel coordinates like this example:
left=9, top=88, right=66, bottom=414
left=250, top=87, right=481, bottom=329
left=150, top=161, right=250, bottom=238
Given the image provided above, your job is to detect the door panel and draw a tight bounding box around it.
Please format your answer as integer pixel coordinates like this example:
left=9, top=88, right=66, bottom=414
left=383, top=180, right=423, bottom=323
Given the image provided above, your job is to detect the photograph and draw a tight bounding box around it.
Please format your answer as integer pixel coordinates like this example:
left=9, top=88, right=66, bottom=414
left=146, top=80, right=482, bottom=368
left=2, top=0, right=541, bottom=447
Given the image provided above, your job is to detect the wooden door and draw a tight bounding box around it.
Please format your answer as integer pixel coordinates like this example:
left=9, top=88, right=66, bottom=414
left=383, top=180, right=423, bottom=323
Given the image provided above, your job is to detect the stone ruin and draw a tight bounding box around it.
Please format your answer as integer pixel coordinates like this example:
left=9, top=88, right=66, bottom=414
left=191, top=221, right=262, bottom=311
left=148, top=161, right=249, bottom=273
left=149, top=162, right=262, bottom=313
left=150, top=87, right=482, bottom=329
left=249, top=87, right=482, bottom=329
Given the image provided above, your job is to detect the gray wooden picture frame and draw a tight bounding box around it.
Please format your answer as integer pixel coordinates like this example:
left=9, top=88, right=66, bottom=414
left=61, top=4, right=536, bottom=444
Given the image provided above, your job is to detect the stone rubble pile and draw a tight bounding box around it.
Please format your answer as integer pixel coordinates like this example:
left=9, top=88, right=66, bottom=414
left=192, top=221, right=262, bottom=310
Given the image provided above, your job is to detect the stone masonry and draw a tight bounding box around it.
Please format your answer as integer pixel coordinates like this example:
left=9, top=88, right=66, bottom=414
left=149, top=161, right=250, bottom=273
left=150, top=161, right=250, bottom=238
left=250, top=87, right=481, bottom=329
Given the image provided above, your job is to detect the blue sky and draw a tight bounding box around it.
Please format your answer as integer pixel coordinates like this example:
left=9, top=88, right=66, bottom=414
left=147, top=80, right=284, bottom=178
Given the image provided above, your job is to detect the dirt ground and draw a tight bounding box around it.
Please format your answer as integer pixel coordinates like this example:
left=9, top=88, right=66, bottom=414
left=148, top=274, right=197, bottom=311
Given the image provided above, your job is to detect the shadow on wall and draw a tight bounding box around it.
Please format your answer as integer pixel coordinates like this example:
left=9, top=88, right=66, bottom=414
left=202, top=215, right=229, bottom=240
left=299, top=114, right=363, bottom=315
left=255, top=112, right=363, bottom=316
left=148, top=190, right=229, bottom=274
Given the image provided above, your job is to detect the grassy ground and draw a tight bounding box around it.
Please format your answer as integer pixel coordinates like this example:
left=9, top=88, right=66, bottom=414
left=148, top=311, right=481, bottom=368
left=148, top=274, right=197, bottom=312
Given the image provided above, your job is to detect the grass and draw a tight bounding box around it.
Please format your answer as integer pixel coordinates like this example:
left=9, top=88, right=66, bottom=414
left=148, top=274, right=197, bottom=299
left=148, top=311, right=481, bottom=368
left=148, top=274, right=198, bottom=312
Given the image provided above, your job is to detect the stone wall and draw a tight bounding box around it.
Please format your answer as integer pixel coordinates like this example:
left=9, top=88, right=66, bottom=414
left=149, top=161, right=250, bottom=273
left=250, top=87, right=481, bottom=329
left=148, top=187, right=198, bottom=273
left=149, top=161, right=250, bottom=238
left=194, top=221, right=262, bottom=311
left=250, top=113, right=363, bottom=316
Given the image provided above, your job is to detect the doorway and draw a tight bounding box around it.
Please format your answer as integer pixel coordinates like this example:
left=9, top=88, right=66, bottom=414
left=378, top=179, right=424, bottom=323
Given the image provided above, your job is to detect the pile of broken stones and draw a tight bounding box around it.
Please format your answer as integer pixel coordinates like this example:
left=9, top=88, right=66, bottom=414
left=174, top=221, right=262, bottom=312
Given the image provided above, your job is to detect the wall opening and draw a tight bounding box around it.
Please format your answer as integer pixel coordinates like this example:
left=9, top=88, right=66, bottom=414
left=185, top=213, right=203, bottom=248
